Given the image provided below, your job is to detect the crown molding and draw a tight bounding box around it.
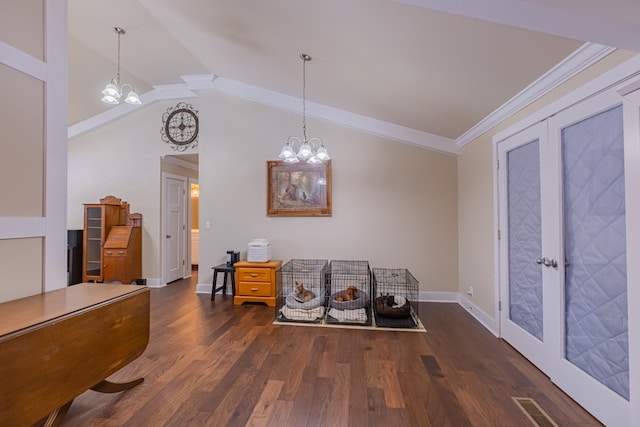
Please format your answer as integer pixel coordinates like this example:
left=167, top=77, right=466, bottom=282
left=456, top=42, right=615, bottom=148
left=70, top=42, right=608, bottom=153
left=213, top=77, right=458, bottom=155
left=68, top=76, right=205, bottom=139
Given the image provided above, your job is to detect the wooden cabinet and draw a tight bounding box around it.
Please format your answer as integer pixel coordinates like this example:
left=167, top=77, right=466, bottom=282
left=103, top=226, right=142, bottom=284
left=234, top=260, right=282, bottom=306
left=82, top=196, right=142, bottom=283
left=82, top=201, right=123, bottom=282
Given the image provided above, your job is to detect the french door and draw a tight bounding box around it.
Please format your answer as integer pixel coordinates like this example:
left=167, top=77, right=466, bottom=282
left=498, top=91, right=630, bottom=426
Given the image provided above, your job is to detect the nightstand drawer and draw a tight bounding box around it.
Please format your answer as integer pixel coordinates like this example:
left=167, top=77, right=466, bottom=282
left=238, top=281, right=272, bottom=296
left=237, top=268, right=271, bottom=282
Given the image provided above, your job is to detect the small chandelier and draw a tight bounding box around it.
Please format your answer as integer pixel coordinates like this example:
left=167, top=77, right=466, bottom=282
left=278, top=53, right=330, bottom=164
left=101, top=27, right=142, bottom=105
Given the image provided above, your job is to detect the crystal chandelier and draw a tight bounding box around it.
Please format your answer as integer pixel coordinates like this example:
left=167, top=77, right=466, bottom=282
left=278, top=53, right=330, bottom=164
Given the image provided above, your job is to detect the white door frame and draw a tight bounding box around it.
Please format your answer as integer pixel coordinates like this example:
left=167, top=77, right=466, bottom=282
left=161, top=172, right=188, bottom=285
left=619, top=81, right=640, bottom=425
left=496, top=84, right=637, bottom=427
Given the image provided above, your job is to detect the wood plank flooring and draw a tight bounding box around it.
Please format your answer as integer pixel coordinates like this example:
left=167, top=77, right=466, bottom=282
left=57, top=271, right=602, bottom=426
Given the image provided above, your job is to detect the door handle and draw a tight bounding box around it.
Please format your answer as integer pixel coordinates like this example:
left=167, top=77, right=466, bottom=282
left=166, top=234, right=171, bottom=238
left=536, top=257, right=558, bottom=268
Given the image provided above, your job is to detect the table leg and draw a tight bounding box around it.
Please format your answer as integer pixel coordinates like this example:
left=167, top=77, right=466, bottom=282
left=211, top=272, right=218, bottom=301
left=43, top=400, right=73, bottom=427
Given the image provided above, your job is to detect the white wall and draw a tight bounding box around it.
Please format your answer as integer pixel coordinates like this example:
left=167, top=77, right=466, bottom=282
left=68, top=90, right=459, bottom=293
left=68, top=103, right=190, bottom=285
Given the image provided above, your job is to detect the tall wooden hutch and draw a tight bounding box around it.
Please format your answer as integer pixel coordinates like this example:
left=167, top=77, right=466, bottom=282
left=82, top=196, right=142, bottom=284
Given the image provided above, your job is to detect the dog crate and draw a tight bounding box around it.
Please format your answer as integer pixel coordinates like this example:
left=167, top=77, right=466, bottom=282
left=276, top=259, right=328, bottom=323
left=372, top=268, right=419, bottom=328
left=326, top=260, right=372, bottom=326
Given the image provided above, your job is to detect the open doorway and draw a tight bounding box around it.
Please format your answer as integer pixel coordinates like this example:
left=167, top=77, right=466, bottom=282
left=161, top=154, right=199, bottom=284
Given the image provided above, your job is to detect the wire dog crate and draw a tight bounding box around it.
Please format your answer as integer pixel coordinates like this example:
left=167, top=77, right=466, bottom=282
left=326, top=260, right=372, bottom=326
left=372, top=268, right=419, bottom=328
left=276, top=259, right=328, bottom=323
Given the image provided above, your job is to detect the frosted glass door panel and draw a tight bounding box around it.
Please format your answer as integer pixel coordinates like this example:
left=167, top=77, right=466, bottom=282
left=507, top=140, right=543, bottom=340
left=562, top=104, right=629, bottom=400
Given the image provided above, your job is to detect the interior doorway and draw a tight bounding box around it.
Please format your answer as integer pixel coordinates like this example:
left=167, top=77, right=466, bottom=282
left=161, top=154, right=199, bottom=285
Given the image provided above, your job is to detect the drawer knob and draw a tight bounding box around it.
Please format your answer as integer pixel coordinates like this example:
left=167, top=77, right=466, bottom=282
left=118, top=251, right=125, bottom=255
left=250, top=273, right=258, bottom=277
left=251, top=287, right=259, bottom=292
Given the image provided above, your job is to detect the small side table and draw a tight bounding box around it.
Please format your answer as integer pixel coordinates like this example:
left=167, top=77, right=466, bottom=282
left=211, top=263, right=235, bottom=301
left=233, top=260, right=282, bottom=306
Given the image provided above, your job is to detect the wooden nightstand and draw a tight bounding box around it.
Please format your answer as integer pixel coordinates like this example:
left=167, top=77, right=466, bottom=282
left=233, top=260, right=282, bottom=306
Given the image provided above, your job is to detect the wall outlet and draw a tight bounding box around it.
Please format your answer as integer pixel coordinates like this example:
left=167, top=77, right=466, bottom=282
left=466, top=286, right=474, bottom=297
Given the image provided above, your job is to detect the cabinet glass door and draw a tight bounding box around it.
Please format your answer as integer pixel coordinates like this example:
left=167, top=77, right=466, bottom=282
left=85, top=206, right=102, bottom=278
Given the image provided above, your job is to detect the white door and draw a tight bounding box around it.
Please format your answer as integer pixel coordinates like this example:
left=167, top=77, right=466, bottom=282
left=498, top=122, right=555, bottom=375
left=163, top=174, right=186, bottom=284
left=547, top=92, right=629, bottom=426
left=499, top=91, right=631, bottom=426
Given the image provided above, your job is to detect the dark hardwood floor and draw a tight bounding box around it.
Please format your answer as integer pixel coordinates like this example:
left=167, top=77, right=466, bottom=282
left=59, top=270, right=602, bottom=426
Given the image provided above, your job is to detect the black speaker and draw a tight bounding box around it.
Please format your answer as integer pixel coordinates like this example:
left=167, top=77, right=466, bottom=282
left=67, top=229, right=83, bottom=286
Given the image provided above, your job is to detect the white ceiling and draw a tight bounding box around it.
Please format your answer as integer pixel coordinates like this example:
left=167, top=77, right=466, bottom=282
left=68, top=0, right=638, bottom=152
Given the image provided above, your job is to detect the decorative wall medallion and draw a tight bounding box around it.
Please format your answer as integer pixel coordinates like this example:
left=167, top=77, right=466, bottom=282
left=161, top=102, right=199, bottom=151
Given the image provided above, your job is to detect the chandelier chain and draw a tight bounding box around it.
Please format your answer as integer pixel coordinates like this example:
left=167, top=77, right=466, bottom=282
left=277, top=52, right=329, bottom=163
left=302, top=55, right=307, bottom=141
left=116, top=28, right=121, bottom=85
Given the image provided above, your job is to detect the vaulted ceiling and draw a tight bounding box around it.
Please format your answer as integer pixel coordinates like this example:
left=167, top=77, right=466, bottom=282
left=68, top=0, right=639, bottom=153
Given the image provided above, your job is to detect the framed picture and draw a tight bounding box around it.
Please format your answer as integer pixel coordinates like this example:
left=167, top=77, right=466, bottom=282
left=267, top=160, right=332, bottom=217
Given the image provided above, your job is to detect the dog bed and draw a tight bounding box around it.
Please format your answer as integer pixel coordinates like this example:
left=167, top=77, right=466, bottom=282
left=280, top=305, right=325, bottom=321
left=329, top=290, right=369, bottom=310
left=285, top=288, right=324, bottom=310
left=375, top=295, right=411, bottom=318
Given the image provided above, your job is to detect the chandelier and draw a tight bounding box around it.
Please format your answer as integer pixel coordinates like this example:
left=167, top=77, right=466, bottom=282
left=278, top=53, right=330, bottom=164
left=101, top=27, right=142, bottom=105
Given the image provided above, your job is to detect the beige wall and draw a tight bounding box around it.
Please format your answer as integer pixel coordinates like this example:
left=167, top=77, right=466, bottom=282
left=0, top=64, right=44, bottom=217
left=0, top=0, right=43, bottom=60
left=457, top=49, right=636, bottom=318
left=198, top=92, right=458, bottom=292
left=68, top=91, right=459, bottom=292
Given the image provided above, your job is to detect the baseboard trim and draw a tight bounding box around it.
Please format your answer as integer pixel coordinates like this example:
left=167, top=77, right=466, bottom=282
left=420, top=291, right=458, bottom=302
left=457, top=295, right=499, bottom=337
left=196, top=283, right=230, bottom=295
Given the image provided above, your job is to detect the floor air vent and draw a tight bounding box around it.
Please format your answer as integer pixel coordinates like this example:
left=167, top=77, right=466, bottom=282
left=512, top=397, right=559, bottom=427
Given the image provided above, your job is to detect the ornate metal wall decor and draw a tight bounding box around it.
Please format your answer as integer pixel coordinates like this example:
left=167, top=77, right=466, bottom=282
left=161, top=102, right=199, bottom=151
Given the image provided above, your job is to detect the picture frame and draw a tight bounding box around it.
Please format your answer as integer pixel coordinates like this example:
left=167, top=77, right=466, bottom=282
left=267, top=160, right=332, bottom=217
